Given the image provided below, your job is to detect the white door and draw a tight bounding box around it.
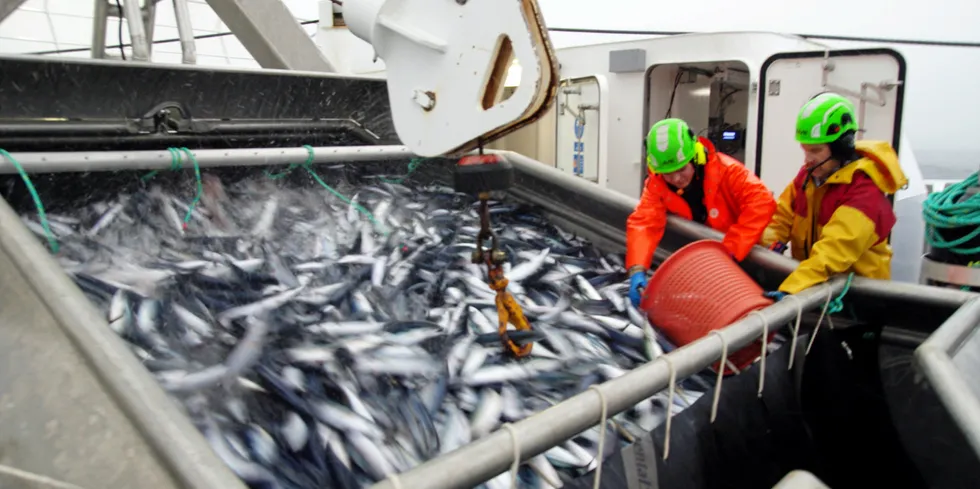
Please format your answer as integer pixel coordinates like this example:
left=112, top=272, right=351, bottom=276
left=755, top=48, right=924, bottom=282
left=555, top=77, right=601, bottom=182
left=755, top=48, right=906, bottom=196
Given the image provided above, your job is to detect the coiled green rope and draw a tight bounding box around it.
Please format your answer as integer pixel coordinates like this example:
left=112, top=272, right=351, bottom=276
left=923, top=172, right=980, bottom=254
left=0, top=148, right=58, bottom=253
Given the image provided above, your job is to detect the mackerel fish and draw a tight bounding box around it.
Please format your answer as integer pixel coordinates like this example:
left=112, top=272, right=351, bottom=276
left=16, top=164, right=717, bottom=489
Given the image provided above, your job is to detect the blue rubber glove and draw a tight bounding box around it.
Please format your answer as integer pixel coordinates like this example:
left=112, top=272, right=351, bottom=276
left=764, top=291, right=787, bottom=301
left=768, top=241, right=788, bottom=254
left=629, top=271, right=648, bottom=307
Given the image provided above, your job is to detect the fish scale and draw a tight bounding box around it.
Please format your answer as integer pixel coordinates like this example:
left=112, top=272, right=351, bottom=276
left=25, top=167, right=714, bottom=489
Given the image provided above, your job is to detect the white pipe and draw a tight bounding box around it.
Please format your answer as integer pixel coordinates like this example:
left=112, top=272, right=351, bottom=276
left=172, top=0, right=197, bottom=64
left=122, top=0, right=150, bottom=61
left=0, top=145, right=415, bottom=173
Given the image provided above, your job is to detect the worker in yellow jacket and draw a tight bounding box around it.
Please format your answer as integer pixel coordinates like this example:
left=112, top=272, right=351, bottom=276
left=762, top=92, right=908, bottom=297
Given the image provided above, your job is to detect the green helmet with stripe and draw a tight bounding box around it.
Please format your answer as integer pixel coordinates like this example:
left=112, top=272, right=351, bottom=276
left=646, top=118, right=696, bottom=174
left=795, top=92, right=859, bottom=145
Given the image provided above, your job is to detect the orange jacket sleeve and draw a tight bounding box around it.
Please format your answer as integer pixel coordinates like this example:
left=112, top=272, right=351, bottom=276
left=720, top=164, right=778, bottom=261
left=626, top=176, right=667, bottom=270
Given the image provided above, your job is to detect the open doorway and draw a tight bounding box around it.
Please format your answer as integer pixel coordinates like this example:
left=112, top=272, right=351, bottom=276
left=642, top=61, right=751, bottom=191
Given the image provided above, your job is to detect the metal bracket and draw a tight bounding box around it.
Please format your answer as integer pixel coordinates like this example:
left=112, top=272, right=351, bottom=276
left=206, top=0, right=336, bottom=72
left=558, top=85, right=599, bottom=119
left=343, top=0, right=559, bottom=156
left=768, top=79, right=781, bottom=96
left=0, top=0, right=30, bottom=24
left=136, top=101, right=210, bottom=134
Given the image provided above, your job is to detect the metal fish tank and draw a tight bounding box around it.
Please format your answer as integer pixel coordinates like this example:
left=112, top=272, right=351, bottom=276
left=0, top=55, right=976, bottom=489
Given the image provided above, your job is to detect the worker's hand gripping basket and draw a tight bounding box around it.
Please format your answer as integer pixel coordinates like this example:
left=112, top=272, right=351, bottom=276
left=640, top=240, right=774, bottom=374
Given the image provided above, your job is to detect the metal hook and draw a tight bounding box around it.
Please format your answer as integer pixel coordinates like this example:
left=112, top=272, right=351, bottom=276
left=661, top=355, right=677, bottom=460
left=748, top=310, right=770, bottom=397
left=784, top=295, right=804, bottom=370
left=707, top=330, right=729, bottom=423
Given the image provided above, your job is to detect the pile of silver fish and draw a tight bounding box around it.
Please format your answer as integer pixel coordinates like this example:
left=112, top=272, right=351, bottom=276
left=20, top=166, right=711, bottom=489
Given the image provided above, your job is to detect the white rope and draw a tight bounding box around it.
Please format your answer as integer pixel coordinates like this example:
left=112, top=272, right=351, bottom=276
left=749, top=310, right=770, bottom=397
left=661, top=355, right=677, bottom=461
left=588, top=385, right=609, bottom=489
left=707, top=330, right=729, bottom=423
left=724, top=358, right=741, bottom=375
left=386, top=474, right=402, bottom=489
left=805, top=286, right=834, bottom=355
left=502, top=423, right=522, bottom=489
left=783, top=295, right=804, bottom=369
left=0, top=464, right=86, bottom=489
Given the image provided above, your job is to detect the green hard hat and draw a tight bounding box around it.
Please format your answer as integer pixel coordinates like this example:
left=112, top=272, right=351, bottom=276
left=646, top=118, right=696, bottom=174
left=795, top=92, right=859, bottom=145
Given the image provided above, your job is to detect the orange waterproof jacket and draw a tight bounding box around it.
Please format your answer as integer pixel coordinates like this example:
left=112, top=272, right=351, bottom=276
left=626, top=138, right=777, bottom=269
left=761, top=141, right=908, bottom=294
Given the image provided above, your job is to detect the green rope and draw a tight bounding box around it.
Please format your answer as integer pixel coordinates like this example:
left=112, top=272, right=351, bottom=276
left=378, top=158, right=426, bottom=184
left=266, top=145, right=389, bottom=235
left=826, top=272, right=855, bottom=315
left=0, top=148, right=58, bottom=253
left=264, top=146, right=314, bottom=179
left=141, top=147, right=203, bottom=229
left=923, top=172, right=980, bottom=254
left=140, top=148, right=183, bottom=181
left=176, top=147, right=203, bottom=229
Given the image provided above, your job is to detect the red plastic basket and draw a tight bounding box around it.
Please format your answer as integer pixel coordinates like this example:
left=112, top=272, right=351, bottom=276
left=640, top=240, right=774, bottom=374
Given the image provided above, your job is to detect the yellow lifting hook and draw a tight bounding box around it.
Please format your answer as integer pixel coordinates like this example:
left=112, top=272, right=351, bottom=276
left=455, top=153, right=534, bottom=358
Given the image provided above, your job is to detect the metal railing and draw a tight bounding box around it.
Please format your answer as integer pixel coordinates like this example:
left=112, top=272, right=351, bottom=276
left=914, top=297, right=980, bottom=458
left=368, top=277, right=849, bottom=489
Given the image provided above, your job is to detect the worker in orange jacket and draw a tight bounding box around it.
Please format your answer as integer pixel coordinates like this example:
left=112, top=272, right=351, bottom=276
left=627, top=118, right=777, bottom=307
left=762, top=92, right=908, bottom=297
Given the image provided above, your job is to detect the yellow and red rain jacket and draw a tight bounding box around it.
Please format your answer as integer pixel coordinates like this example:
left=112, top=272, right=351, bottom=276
left=762, top=140, right=909, bottom=294
left=626, top=138, right=777, bottom=269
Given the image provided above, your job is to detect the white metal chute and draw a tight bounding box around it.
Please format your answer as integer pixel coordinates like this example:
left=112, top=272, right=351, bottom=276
left=343, top=0, right=559, bottom=157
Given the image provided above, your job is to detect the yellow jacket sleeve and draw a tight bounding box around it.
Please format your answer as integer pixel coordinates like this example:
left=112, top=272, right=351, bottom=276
left=761, top=183, right=795, bottom=248
left=778, top=205, right=878, bottom=294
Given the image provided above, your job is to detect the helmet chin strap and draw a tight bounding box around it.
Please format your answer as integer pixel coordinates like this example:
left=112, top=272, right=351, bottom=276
left=803, top=155, right=835, bottom=190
